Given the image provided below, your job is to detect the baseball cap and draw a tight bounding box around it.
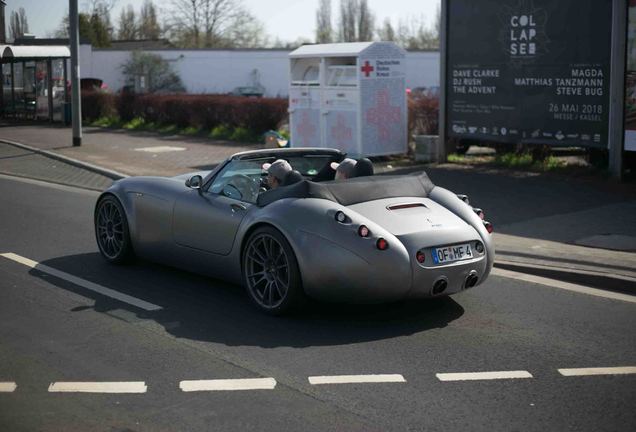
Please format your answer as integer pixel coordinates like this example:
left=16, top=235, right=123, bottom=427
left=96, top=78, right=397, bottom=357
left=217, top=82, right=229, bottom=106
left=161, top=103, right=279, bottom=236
left=262, top=159, right=292, bottom=181
left=330, top=158, right=357, bottom=178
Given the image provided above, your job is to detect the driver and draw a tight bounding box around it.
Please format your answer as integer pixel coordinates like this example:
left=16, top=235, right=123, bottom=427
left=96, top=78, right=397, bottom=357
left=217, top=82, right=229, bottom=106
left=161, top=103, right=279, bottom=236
left=330, top=158, right=357, bottom=181
left=262, top=159, right=293, bottom=189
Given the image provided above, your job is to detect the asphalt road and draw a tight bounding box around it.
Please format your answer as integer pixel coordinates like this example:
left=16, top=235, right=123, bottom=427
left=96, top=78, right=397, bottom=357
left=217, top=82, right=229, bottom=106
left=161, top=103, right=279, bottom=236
left=1, top=175, right=635, bottom=432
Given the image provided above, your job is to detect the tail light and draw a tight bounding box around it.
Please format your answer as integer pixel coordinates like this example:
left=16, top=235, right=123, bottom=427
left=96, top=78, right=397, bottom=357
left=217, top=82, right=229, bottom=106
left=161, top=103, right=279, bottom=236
left=457, top=194, right=469, bottom=205
left=483, top=221, right=493, bottom=234
left=416, top=251, right=426, bottom=263
left=358, top=225, right=370, bottom=237
left=473, top=207, right=485, bottom=220
left=376, top=238, right=389, bottom=250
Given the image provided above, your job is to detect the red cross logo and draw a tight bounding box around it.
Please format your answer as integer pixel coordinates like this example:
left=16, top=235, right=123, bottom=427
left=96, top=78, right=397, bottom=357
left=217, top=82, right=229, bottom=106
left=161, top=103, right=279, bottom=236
left=331, top=113, right=353, bottom=145
left=366, top=89, right=401, bottom=140
left=296, top=112, right=317, bottom=145
left=361, top=61, right=374, bottom=77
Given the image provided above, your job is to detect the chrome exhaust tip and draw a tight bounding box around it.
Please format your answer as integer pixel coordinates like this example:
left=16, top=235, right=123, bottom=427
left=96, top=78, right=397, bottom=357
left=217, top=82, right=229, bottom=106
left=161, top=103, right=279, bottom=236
left=432, top=278, right=448, bottom=295
left=464, top=271, right=479, bottom=289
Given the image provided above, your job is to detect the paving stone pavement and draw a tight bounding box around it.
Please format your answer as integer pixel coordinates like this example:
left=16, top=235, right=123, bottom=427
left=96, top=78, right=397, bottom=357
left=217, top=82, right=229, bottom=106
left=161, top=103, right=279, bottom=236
left=0, top=142, right=113, bottom=191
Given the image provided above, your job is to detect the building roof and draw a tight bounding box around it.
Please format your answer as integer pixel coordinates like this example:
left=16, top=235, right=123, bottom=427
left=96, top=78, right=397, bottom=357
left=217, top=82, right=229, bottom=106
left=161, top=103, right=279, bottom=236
left=289, top=42, right=375, bottom=58
left=105, top=39, right=175, bottom=50
left=0, top=45, right=70, bottom=60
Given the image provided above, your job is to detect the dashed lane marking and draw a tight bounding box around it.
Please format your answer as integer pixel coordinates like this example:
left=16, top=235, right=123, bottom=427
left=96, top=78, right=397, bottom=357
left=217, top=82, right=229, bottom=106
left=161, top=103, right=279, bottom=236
left=1, top=252, right=163, bottom=311
left=308, top=374, right=406, bottom=385
left=558, top=366, right=636, bottom=377
left=491, top=267, right=636, bottom=304
left=0, top=382, right=17, bottom=392
left=436, top=371, right=533, bottom=381
left=48, top=382, right=147, bottom=393
left=180, top=378, right=277, bottom=391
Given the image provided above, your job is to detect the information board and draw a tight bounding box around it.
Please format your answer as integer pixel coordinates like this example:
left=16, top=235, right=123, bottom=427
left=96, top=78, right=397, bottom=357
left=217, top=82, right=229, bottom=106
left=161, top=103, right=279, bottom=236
left=446, top=0, right=612, bottom=148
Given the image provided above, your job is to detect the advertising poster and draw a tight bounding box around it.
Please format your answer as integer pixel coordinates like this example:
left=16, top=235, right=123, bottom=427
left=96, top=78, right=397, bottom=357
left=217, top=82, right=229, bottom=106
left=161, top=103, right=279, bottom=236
left=625, top=0, right=636, bottom=152
left=446, top=0, right=612, bottom=148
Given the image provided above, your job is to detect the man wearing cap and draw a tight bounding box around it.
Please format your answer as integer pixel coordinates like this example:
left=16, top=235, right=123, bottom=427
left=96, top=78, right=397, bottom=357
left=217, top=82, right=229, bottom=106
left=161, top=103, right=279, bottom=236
left=262, top=159, right=293, bottom=189
left=330, top=158, right=357, bottom=181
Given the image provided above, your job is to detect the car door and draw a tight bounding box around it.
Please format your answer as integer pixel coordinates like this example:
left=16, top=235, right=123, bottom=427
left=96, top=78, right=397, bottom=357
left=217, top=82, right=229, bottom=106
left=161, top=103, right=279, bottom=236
left=172, top=159, right=263, bottom=255
left=173, top=190, right=250, bottom=255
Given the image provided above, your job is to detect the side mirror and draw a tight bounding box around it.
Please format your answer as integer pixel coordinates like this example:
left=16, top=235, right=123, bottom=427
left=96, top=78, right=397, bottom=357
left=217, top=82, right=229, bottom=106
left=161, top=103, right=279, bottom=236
left=186, top=175, right=203, bottom=190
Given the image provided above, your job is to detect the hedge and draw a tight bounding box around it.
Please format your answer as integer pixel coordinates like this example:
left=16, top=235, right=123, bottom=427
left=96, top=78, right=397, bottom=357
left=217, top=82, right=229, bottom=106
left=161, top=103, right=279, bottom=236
left=82, top=92, right=288, bottom=135
left=82, top=91, right=439, bottom=139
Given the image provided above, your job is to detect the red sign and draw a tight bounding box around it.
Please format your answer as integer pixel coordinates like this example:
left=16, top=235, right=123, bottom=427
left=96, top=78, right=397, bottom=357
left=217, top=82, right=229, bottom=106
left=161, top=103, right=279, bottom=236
left=361, top=61, right=374, bottom=77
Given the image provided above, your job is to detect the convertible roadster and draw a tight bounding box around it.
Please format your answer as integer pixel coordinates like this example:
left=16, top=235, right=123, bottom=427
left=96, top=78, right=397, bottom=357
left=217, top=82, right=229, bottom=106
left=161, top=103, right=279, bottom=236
left=95, top=148, right=494, bottom=314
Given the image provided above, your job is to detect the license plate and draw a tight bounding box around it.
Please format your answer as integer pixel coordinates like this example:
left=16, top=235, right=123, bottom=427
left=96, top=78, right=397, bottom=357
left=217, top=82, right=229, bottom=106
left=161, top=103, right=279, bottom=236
left=432, top=243, right=473, bottom=264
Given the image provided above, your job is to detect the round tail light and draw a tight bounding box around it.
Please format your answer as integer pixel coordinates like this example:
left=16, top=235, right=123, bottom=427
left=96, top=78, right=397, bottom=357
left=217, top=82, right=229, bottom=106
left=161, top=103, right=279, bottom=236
left=473, top=208, right=485, bottom=220
left=484, top=221, right=493, bottom=234
left=416, top=251, right=426, bottom=263
left=335, top=211, right=346, bottom=223
left=376, top=238, right=389, bottom=250
left=358, top=225, right=370, bottom=237
left=475, top=241, right=484, bottom=253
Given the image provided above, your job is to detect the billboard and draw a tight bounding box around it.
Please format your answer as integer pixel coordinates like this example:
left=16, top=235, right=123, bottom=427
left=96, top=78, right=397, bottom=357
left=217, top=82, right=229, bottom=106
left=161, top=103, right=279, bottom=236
left=625, top=0, right=636, bottom=152
left=446, top=0, right=612, bottom=148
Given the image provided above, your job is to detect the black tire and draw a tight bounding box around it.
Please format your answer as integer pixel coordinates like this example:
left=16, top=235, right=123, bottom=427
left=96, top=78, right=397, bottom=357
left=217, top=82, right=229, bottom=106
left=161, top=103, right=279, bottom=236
left=94, top=195, right=134, bottom=264
left=242, top=226, right=305, bottom=315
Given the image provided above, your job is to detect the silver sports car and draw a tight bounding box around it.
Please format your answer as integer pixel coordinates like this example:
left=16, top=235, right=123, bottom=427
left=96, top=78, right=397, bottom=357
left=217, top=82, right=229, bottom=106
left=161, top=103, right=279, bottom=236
left=94, top=148, right=494, bottom=315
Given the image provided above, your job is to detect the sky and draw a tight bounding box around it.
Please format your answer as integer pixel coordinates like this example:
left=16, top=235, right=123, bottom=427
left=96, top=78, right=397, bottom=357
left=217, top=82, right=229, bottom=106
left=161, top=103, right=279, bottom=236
left=6, top=0, right=440, bottom=42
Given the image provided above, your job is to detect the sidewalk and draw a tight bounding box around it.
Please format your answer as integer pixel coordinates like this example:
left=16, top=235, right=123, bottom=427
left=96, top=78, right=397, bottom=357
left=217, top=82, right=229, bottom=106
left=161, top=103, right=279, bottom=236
left=1, top=124, right=635, bottom=291
left=0, top=124, right=259, bottom=177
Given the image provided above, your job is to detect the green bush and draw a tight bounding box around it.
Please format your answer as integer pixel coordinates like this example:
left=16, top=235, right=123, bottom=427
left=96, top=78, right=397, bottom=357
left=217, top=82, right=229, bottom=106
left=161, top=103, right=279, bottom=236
left=122, top=117, right=145, bottom=130
left=209, top=124, right=232, bottom=140
left=230, top=127, right=258, bottom=143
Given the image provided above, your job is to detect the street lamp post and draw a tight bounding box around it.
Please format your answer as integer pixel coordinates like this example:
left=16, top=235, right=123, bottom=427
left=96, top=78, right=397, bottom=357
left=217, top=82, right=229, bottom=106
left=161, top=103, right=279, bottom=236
left=69, top=0, right=82, bottom=146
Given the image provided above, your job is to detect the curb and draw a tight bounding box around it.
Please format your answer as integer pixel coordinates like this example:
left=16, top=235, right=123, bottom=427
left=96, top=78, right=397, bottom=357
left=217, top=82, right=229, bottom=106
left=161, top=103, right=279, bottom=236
left=494, top=259, right=636, bottom=296
left=0, top=138, right=128, bottom=180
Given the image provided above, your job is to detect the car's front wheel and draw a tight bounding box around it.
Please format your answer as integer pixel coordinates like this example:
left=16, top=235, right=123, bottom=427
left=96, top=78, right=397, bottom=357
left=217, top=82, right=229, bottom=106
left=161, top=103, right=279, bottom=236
left=242, top=226, right=304, bottom=315
left=95, top=195, right=134, bottom=264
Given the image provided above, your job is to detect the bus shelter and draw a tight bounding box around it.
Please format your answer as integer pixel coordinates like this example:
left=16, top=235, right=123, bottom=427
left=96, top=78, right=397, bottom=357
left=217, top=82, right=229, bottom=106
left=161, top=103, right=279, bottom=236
left=0, top=45, right=70, bottom=122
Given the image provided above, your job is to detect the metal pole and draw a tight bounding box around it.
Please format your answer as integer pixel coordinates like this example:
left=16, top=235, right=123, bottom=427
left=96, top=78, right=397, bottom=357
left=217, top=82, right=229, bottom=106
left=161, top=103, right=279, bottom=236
left=10, top=61, right=14, bottom=117
left=69, top=0, right=82, bottom=146
left=608, top=0, right=627, bottom=179
left=438, top=0, right=448, bottom=162
left=47, top=59, right=53, bottom=122
left=63, top=58, right=69, bottom=125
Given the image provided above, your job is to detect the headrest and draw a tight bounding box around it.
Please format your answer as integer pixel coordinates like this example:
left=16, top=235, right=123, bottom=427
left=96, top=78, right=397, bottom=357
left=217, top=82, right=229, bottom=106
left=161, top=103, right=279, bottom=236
left=353, top=158, right=374, bottom=177
left=282, top=169, right=303, bottom=186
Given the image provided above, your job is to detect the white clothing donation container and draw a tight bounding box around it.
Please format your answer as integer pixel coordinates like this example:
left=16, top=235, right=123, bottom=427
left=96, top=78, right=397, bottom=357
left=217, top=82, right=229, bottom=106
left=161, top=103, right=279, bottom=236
left=288, top=42, right=407, bottom=157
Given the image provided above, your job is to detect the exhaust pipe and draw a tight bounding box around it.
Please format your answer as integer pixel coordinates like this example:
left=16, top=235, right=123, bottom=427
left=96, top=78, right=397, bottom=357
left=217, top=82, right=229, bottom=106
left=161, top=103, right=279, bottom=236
left=432, top=278, right=448, bottom=295
left=464, top=271, right=479, bottom=289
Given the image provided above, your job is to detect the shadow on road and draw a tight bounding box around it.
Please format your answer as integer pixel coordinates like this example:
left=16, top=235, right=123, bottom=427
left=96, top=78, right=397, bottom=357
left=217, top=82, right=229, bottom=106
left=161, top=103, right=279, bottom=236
left=30, top=252, right=465, bottom=348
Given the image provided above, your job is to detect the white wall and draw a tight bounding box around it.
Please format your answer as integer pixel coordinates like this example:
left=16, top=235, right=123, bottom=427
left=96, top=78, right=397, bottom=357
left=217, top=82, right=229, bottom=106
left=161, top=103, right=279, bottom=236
left=80, top=45, right=439, bottom=97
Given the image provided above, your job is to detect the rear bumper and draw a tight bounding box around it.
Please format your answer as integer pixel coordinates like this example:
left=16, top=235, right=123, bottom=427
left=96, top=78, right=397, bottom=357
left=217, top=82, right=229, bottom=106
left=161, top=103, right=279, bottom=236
left=407, top=255, right=488, bottom=298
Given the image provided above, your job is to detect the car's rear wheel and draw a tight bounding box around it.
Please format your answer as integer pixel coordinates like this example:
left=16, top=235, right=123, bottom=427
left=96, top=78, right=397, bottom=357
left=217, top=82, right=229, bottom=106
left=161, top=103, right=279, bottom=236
left=242, top=226, right=304, bottom=315
left=95, top=195, right=134, bottom=264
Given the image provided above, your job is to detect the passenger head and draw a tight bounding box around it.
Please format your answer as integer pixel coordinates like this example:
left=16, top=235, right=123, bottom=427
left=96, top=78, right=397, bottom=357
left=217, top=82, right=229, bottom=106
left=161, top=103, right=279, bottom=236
left=330, top=158, right=357, bottom=181
left=353, top=158, right=374, bottom=177
left=262, top=159, right=292, bottom=189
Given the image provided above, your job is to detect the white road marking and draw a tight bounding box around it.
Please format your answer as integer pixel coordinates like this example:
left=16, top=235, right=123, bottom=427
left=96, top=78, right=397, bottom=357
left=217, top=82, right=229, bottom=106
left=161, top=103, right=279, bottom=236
left=308, top=374, right=406, bottom=385
left=436, top=370, right=533, bottom=381
left=0, top=252, right=163, bottom=311
left=135, top=146, right=186, bottom=153
left=180, top=378, right=277, bottom=392
left=0, top=382, right=17, bottom=392
left=48, top=381, right=147, bottom=393
left=558, top=366, right=636, bottom=377
left=491, top=267, right=636, bottom=304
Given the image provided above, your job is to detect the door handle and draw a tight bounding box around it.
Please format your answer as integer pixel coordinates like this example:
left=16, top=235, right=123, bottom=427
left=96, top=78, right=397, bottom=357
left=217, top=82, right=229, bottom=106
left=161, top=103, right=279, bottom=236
left=230, top=203, right=246, bottom=212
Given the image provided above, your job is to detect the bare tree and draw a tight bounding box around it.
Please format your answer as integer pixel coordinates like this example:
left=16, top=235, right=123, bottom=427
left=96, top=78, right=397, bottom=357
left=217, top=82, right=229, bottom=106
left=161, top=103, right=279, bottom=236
left=315, top=0, right=333, bottom=44
left=169, top=0, right=265, bottom=48
left=396, top=15, right=438, bottom=50
left=9, top=7, right=29, bottom=41
left=357, top=0, right=374, bottom=41
left=139, top=0, right=161, bottom=39
left=117, top=4, right=137, bottom=40
left=338, top=0, right=358, bottom=42
left=377, top=17, right=396, bottom=42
